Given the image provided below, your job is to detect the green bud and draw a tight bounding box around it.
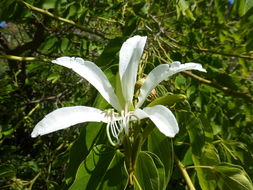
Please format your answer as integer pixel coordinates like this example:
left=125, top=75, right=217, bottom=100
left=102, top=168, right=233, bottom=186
left=147, top=93, right=187, bottom=107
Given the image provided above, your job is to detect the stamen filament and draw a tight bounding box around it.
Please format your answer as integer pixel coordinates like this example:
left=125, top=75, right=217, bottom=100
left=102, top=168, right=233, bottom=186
left=103, top=107, right=140, bottom=146
left=106, top=122, right=117, bottom=146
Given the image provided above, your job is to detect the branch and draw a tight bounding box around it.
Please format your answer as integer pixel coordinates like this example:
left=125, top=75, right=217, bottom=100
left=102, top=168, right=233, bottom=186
left=16, top=0, right=106, bottom=40
left=150, top=15, right=253, bottom=60
left=155, top=54, right=253, bottom=103
left=0, top=54, right=50, bottom=62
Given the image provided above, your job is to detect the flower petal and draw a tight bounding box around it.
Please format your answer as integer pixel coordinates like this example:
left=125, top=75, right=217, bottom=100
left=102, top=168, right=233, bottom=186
left=136, top=62, right=206, bottom=108
left=31, top=106, right=107, bottom=137
left=52, top=57, right=121, bottom=110
left=135, top=105, right=179, bottom=137
left=119, top=36, right=147, bottom=103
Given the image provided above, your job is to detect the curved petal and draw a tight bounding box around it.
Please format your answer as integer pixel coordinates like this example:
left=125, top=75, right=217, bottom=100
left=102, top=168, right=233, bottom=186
left=135, top=105, right=179, bottom=137
left=136, top=62, right=206, bottom=108
left=31, top=106, right=107, bottom=137
left=52, top=57, right=121, bottom=110
left=119, top=36, right=147, bottom=103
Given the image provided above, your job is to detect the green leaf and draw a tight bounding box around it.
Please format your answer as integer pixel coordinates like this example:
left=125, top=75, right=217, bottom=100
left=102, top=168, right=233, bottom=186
left=184, top=112, right=205, bottom=157
left=133, top=2, right=150, bottom=18
left=176, top=0, right=196, bottom=20
left=175, top=74, right=186, bottom=89
left=60, top=37, right=70, bottom=52
left=95, top=37, right=125, bottom=67
left=123, top=15, right=139, bottom=36
left=41, top=0, right=57, bottom=9
left=148, top=128, right=174, bottom=186
left=47, top=73, right=60, bottom=83
left=39, top=37, right=58, bottom=54
left=134, top=151, right=159, bottom=190
left=214, top=0, right=226, bottom=24
left=69, top=145, right=128, bottom=190
left=0, top=0, right=15, bottom=20
left=0, top=165, right=16, bottom=178
left=99, top=150, right=129, bottom=189
left=214, top=163, right=253, bottom=190
left=233, top=0, right=253, bottom=17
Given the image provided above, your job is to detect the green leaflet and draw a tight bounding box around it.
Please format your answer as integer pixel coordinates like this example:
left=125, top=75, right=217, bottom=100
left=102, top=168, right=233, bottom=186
left=38, top=37, right=58, bottom=54
left=69, top=145, right=128, bottom=190
left=95, top=37, right=125, bottom=67
left=176, top=0, right=196, bottom=20
left=0, top=0, right=15, bottom=20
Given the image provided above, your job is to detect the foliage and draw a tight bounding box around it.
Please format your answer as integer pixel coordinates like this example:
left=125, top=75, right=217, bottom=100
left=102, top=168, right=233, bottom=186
left=0, top=0, right=253, bottom=189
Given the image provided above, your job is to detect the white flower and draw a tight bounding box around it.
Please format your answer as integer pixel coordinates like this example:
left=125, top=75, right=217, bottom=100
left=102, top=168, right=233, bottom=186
left=31, top=36, right=206, bottom=145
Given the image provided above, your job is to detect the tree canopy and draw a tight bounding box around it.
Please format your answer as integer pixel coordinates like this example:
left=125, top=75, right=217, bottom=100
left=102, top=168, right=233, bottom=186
left=0, top=0, right=253, bottom=189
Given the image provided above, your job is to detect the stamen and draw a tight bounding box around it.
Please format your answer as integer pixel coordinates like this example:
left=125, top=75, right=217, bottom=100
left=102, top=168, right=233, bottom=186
left=104, top=109, right=124, bottom=146
left=106, top=122, right=117, bottom=146
left=103, top=107, right=140, bottom=146
left=111, top=121, right=118, bottom=139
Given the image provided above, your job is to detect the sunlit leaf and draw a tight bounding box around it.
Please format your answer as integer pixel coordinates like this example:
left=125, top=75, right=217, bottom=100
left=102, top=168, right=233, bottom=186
left=69, top=145, right=128, bottom=190
left=214, top=163, right=253, bottom=190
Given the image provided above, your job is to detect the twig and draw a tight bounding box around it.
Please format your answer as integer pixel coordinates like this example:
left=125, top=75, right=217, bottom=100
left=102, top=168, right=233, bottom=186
left=175, top=155, right=196, bottom=190
left=16, top=0, right=106, bottom=40
left=0, top=54, right=49, bottom=62
left=28, top=172, right=41, bottom=190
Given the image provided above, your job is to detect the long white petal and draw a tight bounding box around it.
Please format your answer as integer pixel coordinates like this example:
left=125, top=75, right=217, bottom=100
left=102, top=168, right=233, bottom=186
left=135, top=105, right=179, bottom=137
left=119, top=36, right=147, bottom=103
left=136, top=62, right=206, bottom=108
left=31, top=106, right=107, bottom=137
left=52, top=57, right=121, bottom=110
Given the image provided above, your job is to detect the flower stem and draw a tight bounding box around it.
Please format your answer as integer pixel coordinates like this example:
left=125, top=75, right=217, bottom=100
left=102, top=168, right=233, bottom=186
left=123, top=134, right=142, bottom=187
